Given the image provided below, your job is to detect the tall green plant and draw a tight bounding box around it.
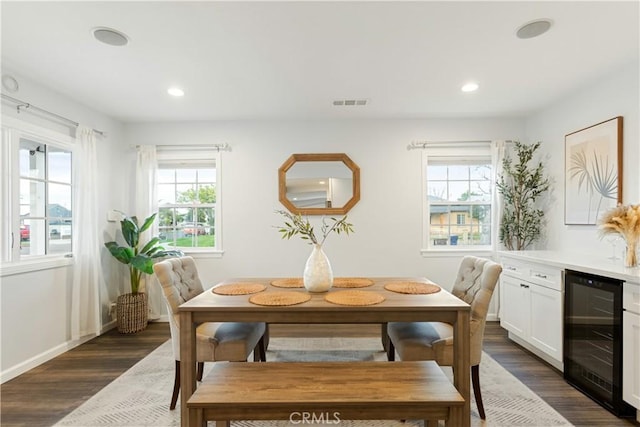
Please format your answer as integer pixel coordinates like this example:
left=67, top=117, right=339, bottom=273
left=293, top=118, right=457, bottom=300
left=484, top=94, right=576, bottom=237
left=496, top=141, right=550, bottom=250
left=105, top=213, right=182, bottom=294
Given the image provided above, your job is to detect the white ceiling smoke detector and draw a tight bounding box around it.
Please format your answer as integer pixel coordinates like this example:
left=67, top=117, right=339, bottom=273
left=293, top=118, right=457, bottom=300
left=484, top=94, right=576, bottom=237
left=92, top=27, right=130, bottom=46
left=2, top=74, right=19, bottom=92
left=516, top=19, right=553, bottom=39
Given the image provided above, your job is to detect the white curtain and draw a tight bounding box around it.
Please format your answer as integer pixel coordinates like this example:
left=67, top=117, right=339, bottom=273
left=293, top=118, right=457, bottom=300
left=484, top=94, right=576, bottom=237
left=491, top=140, right=508, bottom=247
left=491, top=140, right=507, bottom=319
left=135, top=145, right=162, bottom=319
left=71, top=127, right=103, bottom=340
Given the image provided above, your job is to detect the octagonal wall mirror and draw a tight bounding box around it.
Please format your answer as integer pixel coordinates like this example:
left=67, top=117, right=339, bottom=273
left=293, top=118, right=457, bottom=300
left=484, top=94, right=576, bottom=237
left=278, top=153, right=360, bottom=215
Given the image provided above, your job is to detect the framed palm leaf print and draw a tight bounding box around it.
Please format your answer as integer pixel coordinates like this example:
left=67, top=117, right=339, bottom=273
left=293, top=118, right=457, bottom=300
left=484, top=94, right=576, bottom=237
left=565, top=116, right=623, bottom=225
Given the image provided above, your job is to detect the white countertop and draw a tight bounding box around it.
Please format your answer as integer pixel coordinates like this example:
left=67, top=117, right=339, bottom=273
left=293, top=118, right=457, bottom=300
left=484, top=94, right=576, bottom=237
left=498, top=250, right=640, bottom=284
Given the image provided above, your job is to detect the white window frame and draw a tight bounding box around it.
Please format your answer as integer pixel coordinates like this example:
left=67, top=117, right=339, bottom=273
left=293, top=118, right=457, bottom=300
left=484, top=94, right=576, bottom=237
left=421, top=142, right=496, bottom=256
left=156, top=147, right=223, bottom=256
left=1, top=116, right=75, bottom=276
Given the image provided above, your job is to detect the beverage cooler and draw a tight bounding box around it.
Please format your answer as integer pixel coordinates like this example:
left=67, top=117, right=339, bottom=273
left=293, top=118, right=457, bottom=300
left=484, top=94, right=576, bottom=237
left=563, top=269, right=635, bottom=417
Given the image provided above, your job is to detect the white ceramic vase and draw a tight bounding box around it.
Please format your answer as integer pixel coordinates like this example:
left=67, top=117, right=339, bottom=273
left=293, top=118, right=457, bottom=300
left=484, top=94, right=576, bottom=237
left=303, top=244, right=333, bottom=292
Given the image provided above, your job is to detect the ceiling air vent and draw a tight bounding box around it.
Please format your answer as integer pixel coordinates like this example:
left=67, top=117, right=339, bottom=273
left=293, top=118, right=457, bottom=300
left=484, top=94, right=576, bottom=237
left=333, top=99, right=368, bottom=106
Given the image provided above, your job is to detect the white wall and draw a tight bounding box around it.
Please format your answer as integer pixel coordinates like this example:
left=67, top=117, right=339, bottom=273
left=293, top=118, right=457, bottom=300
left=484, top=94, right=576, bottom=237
left=525, top=59, right=640, bottom=256
left=125, top=118, right=524, bottom=288
left=0, top=70, right=128, bottom=380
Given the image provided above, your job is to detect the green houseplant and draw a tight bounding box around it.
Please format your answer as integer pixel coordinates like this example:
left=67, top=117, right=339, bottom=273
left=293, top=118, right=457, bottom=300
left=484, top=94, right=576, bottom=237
left=496, top=141, right=550, bottom=251
left=105, top=212, right=182, bottom=333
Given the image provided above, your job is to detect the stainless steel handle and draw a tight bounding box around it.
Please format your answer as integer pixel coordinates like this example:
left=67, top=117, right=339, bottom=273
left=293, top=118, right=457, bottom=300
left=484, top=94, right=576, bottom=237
left=534, top=273, right=548, bottom=279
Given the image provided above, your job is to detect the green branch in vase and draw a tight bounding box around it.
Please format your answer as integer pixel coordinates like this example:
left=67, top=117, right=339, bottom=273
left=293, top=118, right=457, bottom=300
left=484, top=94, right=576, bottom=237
left=275, top=210, right=354, bottom=246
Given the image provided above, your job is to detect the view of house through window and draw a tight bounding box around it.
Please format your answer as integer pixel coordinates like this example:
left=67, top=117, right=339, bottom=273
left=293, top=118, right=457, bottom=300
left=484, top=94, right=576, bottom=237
left=426, top=157, right=492, bottom=248
left=19, top=138, right=73, bottom=256
left=157, top=166, right=217, bottom=249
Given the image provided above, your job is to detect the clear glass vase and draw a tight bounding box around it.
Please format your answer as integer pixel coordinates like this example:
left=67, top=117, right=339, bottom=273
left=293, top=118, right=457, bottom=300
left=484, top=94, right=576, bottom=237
left=625, top=239, right=638, bottom=268
left=303, top=244, right=333, bottom=292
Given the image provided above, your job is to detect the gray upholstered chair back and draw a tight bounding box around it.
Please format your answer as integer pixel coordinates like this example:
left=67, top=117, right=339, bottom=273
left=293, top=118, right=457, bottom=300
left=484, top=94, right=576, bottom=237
left=451, top=256, right=502, bottom=364
left=154, top=256, right=203, bottom=315
left=153, top=256, right=204, bottom=359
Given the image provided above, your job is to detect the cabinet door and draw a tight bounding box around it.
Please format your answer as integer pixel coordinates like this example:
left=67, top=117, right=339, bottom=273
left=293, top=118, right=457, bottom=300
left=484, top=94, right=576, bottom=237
left=500, top=275, right=529, bottom=337
left=623, top=311, right=640, bottom=409
left=529, top=283, right=563, bottom=362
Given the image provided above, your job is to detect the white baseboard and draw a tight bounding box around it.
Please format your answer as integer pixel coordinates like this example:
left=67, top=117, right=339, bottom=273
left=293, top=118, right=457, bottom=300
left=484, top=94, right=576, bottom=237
left=1, top=334, right=95, bottom=384
left=507, top=332, right=563, bottom=372
left=101, top=320, right=117, bottom=334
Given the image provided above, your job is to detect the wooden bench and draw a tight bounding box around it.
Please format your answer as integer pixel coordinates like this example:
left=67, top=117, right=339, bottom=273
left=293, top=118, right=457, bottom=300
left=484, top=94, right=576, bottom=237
left=187, top=361, right=464, bottom=427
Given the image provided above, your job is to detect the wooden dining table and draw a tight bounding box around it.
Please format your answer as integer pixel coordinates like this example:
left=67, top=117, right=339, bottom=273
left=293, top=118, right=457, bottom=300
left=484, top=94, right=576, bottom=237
left=179, top=277, right=470, bottom=427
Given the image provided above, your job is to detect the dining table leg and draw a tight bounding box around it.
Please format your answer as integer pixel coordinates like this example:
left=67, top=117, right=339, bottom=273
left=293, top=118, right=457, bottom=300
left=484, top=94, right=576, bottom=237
left=452, top=309, right=471, bottom=427
left=180, top=311, right=197, bottom=427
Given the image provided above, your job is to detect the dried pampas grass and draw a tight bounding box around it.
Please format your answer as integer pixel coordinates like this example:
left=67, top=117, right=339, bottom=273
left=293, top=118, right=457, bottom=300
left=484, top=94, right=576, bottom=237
left=599, top=204, right=640, bottom=267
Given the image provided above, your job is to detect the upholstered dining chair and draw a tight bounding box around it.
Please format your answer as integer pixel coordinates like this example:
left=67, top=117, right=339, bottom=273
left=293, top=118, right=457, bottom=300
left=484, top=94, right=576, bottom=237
left=153, top=256, right=267, bottom=410
left=385, top=256, right=502, bottom=419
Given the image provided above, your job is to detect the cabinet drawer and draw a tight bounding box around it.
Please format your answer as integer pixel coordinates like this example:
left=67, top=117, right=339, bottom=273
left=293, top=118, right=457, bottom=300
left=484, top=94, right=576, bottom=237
left=501, top=258, right=527, bottom=278
left=529, top=265, right=562, bottom=291
left=624, top=282, right=640, bottom=315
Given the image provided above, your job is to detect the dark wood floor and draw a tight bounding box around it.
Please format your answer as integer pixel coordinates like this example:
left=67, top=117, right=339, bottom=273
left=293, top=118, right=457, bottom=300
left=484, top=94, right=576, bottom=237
left=1, top=322, right=638, bottom=427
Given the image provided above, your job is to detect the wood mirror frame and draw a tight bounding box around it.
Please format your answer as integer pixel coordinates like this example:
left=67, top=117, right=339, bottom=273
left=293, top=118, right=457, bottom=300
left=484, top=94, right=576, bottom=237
left=278, top=153, right=360, bottom=215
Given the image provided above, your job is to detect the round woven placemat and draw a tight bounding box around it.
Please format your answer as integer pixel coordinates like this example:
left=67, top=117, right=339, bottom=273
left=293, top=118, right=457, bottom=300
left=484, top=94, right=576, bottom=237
left=332, top=277, right=374, bottom=288
left=270, top=278, right=304, bottom=288
left=324, top=290, right=385, bottom=306
left=249, top=291, right=311, bottom=306
left=212, top=282, right=267, bottom=295
left=384, top=281, right=441, bottom=295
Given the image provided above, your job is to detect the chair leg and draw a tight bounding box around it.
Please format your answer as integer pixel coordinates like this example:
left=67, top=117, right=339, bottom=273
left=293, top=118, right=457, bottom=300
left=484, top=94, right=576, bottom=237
left=196, top=362, right=204, bottom=381
left=381, top=322, right=389, bottom=352
left=386, top=339, right=395, bottom=361
left=263, top=323, right=270, bottom=350
left=259, top=335, right=267, bottom=361
left=472, top=364, right=486, bottom=420
left=253, top=337, right=267, bottom=362
left=170, top=360, right=180, bottom=410
left=253, top=336, right=267, bottom=362
left=253, top=342, right=260, bottom=362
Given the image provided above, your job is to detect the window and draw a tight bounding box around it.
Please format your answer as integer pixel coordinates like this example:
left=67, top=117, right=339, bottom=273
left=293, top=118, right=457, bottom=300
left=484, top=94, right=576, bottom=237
left=156, top=147, right=221, bottom=252
left=19, top=140, right=73, bottom=256
left=1, top=118, right=74, bottom=264
left=423, top=144, right=494, bottom=250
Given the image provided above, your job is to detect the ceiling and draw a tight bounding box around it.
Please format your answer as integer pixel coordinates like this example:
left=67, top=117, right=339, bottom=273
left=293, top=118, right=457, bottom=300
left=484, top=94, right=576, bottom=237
left=1, top=1, right=638, bottom=123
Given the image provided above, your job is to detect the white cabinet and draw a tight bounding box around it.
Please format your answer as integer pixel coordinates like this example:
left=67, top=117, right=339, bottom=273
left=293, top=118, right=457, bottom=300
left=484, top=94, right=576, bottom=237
left=529, top=283, right=563, bottom=361
left=499, top=255, right=563, bottom=369
left=623, top=281, right=640, bottom=410
left=500, top=275, right=528, bottom=336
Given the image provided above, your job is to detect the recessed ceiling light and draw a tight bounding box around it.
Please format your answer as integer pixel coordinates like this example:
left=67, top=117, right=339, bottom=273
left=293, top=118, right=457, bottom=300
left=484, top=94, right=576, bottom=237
left=92, top=27, right=129, bottom=46
left=167, top=87, right=185, bottom=97
left=516, top=19, right=553, bottom=39
left=461, top=82, right=479, bottom=92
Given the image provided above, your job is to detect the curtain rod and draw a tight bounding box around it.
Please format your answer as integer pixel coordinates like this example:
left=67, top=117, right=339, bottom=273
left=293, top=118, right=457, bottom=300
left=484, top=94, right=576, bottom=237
left=1, top=93, right=106, bottom=136
left=138, top=143, right=232, bottom=152
left=407, top=140, right=514, bottom=150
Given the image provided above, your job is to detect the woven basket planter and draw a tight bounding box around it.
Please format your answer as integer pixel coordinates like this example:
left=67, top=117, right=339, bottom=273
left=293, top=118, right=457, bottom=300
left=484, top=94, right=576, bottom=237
left=116, top=292, right=148, bottom=334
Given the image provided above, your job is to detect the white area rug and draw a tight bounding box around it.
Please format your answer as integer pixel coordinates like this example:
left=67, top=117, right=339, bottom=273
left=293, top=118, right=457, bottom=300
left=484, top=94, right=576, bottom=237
left=55, top=338, right=572, bottom=427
